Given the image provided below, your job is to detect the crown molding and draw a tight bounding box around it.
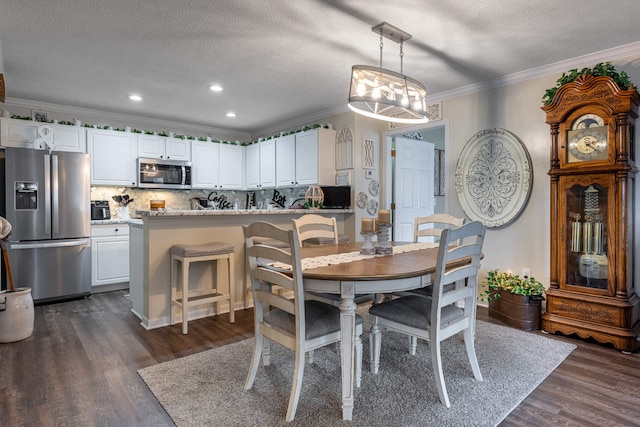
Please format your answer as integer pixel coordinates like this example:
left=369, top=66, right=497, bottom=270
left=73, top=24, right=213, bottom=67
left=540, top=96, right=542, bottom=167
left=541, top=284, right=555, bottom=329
left=3, top=97, right=251, bottom=140
left=426, top=41, right=640, bottom=103
left=252, top=104, right=349, bottom=138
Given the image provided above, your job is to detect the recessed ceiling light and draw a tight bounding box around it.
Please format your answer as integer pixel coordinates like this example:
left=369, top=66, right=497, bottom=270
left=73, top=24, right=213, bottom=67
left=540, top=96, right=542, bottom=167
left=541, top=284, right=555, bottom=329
left=128, top=94, right=143, bottom=101
left=225, top=112, right=237, bottom=118
left=208, top=84, right=223, bottom=92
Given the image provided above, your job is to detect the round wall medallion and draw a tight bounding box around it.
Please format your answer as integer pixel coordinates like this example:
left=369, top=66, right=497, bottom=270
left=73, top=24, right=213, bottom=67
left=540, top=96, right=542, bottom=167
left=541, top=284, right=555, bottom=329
left=455, top=128, right=533, bottom=228
left=356, top=192, right=368, bottom=209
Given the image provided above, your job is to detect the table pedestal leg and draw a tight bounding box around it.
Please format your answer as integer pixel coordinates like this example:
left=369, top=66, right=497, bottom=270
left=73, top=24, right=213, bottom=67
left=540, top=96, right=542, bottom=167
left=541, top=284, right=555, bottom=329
left=339, top=281, right=356, bottom=421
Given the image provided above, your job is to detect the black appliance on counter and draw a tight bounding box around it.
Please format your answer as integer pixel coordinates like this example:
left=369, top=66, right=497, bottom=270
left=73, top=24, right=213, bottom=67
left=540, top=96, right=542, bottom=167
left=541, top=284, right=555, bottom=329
left=320, top=186, right=351, bottom=209
left=91, top=200, right=111, bottom=220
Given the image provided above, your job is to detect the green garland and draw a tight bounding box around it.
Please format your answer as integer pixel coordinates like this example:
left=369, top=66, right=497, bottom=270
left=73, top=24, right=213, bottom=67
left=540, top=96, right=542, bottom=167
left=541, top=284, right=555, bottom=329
left=542, top=62, right=632, bottom=105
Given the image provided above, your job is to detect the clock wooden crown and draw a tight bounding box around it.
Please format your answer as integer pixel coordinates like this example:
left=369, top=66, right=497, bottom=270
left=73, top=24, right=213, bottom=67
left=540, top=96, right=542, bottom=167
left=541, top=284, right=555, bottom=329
left=542, top=74, right=640, bottom=173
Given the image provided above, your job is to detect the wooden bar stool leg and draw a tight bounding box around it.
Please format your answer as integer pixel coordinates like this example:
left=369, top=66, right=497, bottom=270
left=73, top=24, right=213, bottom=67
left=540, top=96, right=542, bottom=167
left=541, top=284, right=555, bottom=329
left=181, top=257, right=189, bottom=334
left=228, top=253, right=235, bottom=323
left=170, top=254, right=177, bottom=326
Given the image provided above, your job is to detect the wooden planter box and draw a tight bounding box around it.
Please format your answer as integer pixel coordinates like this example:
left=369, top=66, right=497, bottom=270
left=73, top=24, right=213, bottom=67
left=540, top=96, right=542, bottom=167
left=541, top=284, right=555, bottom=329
left=488, top=288, right=542, bottom=331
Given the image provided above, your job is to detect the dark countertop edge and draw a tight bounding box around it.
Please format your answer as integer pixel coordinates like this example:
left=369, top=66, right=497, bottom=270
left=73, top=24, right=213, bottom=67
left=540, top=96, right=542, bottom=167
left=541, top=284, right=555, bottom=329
left=134, top=208, right=354, bottom=217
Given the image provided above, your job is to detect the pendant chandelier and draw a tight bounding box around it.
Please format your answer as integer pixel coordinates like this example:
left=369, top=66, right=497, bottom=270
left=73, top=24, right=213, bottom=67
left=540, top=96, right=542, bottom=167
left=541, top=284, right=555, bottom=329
left=348, top=22, right=428, bottom=124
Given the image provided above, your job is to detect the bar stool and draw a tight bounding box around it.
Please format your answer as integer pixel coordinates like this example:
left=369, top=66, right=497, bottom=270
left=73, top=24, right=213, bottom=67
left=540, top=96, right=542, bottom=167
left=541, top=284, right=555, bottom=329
left=170, top=241, right=235, bottom=334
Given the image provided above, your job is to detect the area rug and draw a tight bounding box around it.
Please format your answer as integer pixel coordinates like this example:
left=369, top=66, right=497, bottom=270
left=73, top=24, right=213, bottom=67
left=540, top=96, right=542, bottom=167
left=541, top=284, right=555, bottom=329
left=139, top=321, right=575, bottom=427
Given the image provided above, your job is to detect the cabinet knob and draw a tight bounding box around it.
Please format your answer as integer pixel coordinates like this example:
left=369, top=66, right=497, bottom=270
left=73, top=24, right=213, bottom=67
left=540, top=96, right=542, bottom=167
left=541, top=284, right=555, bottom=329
left=115, top=228, right=119, bottom=232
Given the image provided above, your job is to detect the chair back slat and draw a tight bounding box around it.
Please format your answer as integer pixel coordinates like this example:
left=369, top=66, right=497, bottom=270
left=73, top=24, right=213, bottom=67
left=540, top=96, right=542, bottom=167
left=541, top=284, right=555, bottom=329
left=414, top=213, right=465, bottom=243
left=293, top=214, right=339, bottom=246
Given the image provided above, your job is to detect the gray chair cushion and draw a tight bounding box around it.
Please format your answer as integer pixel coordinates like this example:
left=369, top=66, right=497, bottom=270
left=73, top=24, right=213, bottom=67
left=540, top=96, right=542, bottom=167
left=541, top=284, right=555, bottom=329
left=264, top=300, right=364, bottom=340
left=304, top=234, right=350, bottom=246
left=369, top=295, right=464, bottom=330
left=407, top=283, right=454, bottom=297
left=171, top=242, right=234, bottom=257
left=307, top=291, right=375, bottom=304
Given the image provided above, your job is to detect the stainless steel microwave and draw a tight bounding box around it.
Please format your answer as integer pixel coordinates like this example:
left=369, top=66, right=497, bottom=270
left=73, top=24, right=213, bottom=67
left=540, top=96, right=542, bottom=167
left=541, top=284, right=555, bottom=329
left=138, top=158, right=192, bottom=189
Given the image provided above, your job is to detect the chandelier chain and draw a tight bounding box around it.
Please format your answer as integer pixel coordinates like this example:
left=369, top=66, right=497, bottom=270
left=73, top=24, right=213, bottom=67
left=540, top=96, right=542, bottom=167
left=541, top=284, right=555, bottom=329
left=379, top=29, right=384, bottom=68
left=400, top=40, right=404, bottom=75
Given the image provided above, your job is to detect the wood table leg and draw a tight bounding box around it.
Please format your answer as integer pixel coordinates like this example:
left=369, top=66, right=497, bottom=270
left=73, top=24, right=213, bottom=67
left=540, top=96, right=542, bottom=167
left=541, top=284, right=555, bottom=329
left=339, top=281, right=356, bottom=421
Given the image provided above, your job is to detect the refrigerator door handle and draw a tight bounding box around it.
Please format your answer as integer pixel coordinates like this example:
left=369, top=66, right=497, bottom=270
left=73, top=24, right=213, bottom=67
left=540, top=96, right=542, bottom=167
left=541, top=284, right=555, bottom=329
left=4, top=238, right=90, bottom=250
left=51, top=154, right=59, bottom=235
left=44, top=154, right=52, bottom=235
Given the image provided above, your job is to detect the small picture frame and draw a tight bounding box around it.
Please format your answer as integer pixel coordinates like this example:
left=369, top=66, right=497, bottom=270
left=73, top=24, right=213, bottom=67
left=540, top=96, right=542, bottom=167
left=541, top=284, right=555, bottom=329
left=31, top=110, right=48, bottom=122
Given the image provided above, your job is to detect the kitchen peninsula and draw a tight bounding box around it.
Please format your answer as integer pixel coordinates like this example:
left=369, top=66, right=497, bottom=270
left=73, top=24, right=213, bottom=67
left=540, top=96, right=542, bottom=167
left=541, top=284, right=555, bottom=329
left=129, top=208, right=354, bottom=329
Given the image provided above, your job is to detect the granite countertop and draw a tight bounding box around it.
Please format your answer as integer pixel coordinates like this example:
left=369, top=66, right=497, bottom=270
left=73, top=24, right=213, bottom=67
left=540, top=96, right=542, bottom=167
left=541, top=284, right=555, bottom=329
left=134, top=208, right=354, bottom=217
left=91, top=218, right=142, bottom=225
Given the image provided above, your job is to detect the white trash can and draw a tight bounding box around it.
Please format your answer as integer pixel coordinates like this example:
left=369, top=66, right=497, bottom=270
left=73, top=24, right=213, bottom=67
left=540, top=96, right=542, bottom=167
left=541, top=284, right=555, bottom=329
left=0, top=287, right=34, bottom=343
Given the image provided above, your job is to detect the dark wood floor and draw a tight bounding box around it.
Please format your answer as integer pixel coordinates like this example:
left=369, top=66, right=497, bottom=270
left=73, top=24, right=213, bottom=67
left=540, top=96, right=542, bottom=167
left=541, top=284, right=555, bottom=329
left=1, top=290, right=638, bottom=426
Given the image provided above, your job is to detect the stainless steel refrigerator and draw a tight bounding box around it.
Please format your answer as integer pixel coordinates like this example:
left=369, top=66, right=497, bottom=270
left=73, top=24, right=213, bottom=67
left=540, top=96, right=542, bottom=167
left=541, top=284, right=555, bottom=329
left=1, top=147, right=91, bottom=303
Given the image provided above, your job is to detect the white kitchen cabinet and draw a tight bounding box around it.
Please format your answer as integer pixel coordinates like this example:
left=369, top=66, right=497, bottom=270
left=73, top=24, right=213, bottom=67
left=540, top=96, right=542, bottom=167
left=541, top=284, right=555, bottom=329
left=296, top=128, right=336, bottom=186
left=245, top=143, right=260, bottom=189
left=91, top=224, right=130, bottom=291
left=138, top=135, right=191, bottom=161
left=191, top=141, right=242, bottom=189
left=260, top=139, right=276, bottom=187
left=87, top=128, right=138, bottom=186
left=218, top=143, right=243, bottom=189
left=245, top=139, right=275, bottom=189
left=0, top=118, right=87, bottom=152
left=275, top=134, right=296, bottom=187
left=273, top=128, right=336, bottom=187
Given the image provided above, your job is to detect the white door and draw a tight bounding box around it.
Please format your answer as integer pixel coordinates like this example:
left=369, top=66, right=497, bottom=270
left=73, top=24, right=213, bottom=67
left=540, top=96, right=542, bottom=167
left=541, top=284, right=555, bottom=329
left=393, top=137, right=435, bottom=242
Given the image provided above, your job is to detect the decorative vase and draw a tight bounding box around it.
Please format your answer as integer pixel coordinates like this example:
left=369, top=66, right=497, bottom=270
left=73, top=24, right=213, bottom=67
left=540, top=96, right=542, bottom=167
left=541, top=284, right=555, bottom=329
left=488, top=288, right=542, bottom=331
left=0, top=287, right=35, bottom=343
left=117, top=205, right=130, bottom=220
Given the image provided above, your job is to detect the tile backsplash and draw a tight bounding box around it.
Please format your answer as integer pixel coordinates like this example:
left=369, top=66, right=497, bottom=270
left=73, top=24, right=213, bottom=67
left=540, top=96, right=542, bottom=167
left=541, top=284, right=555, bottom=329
left=91, top=186, right=309, bottom=218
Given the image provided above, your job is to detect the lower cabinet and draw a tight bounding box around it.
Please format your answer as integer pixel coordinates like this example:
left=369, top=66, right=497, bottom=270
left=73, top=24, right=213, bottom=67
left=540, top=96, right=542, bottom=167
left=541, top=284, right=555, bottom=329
left=91, top=224, right=130, bottom=291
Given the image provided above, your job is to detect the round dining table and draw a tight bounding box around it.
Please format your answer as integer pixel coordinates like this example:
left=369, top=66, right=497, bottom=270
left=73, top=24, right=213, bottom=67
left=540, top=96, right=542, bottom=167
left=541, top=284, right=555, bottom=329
left=299, top=241, right=452, bottom=421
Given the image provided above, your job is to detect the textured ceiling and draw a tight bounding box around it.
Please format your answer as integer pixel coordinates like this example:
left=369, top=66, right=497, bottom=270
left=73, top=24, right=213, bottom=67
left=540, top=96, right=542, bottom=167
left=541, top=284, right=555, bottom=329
left=1, top=0, right=640, bottom=136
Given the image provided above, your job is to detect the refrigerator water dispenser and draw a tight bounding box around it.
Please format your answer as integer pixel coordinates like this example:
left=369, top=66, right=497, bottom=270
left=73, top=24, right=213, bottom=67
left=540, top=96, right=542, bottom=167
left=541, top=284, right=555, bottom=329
left=15, top=182, right=38, bottom=210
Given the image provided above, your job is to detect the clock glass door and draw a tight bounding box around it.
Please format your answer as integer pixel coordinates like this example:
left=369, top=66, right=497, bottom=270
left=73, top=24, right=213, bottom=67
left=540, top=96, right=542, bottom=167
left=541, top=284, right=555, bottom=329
left=563, top=179, right=611, bottom=291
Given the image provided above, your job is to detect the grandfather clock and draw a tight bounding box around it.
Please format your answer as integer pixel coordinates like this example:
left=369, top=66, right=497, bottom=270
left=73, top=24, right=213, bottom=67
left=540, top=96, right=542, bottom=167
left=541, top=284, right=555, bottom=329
left=542, top=74, right=640, bottom=352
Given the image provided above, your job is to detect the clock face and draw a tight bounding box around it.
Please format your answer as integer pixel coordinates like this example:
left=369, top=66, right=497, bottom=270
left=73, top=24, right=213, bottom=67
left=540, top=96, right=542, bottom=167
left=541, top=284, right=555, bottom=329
left=567, top=126, right=608, bottom=162
left=572, top=113, right=605, bottom=130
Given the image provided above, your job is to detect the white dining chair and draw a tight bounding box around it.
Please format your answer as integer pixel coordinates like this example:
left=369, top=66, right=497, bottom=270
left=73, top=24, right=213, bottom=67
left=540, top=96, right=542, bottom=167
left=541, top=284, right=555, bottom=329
left=243, top=221, right=363, bottom=422
left=292, top=214, right=375, bottom=307
left=369, top=220, right=486, bottom=408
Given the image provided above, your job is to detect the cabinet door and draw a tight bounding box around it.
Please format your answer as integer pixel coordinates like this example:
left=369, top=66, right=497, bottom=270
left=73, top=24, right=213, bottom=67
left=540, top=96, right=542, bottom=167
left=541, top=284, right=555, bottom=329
left=165, top=137, right=191, bottom=161
left=218, top=144, right=243, bottom=189
left=276, top=134, right=296, bottom=187
left=245, top=143, right=260, bottom=189
left=91, top=225, right=130, bottom=287
left=87, top=129, right=138, bottom=186
left=191, top=140, right=219, bottom=188
left=138, top=134, right=166, bottom=158
left=295, top=130, right=319, bottom=186
left=1, top=118, right=86, bottom=152
left=259, top=139, right=276, bottom=188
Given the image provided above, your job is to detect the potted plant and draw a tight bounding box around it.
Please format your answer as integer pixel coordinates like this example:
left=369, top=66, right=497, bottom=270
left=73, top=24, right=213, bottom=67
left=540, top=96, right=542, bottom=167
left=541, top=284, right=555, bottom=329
left=481, top=270, right=545, bottom=331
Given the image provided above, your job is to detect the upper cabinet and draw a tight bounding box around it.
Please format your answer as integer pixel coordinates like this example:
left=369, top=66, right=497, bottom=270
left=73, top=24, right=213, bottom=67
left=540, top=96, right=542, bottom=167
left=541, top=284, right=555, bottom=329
left=0, top=118, right=86, bottom=152
left=275, top=128, right=336, bottom=187
left=191, top=141, right=243, bottom=190
left=87, top=128, right=138, bottom=186
left=218, top=143, right=243, bottom=189
left=138, top=134, right=191, bottom=161
left=275, top=134, right=296, bottom=187
left=245, top=139, right=276, bottom=189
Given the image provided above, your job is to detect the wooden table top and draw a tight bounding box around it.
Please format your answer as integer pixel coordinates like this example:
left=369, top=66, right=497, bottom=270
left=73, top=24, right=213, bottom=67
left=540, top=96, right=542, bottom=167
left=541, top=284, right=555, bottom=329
left=299, top=242, right=441, bottom=282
